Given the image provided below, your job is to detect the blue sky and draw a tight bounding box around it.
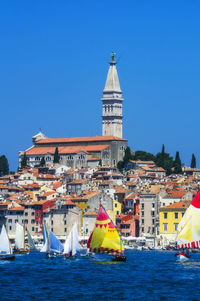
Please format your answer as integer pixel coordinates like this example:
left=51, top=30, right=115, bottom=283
left=1, top=0, right=200, bottom=170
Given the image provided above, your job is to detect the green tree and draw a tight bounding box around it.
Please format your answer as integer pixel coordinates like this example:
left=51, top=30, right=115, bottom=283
left=99, top=159, right=102, bottom=166
left=21, top=153, right=27, bottom=169
left=40, top=157, right=45, bottom=167
left=190, top=154, right=196, bottom=168
left=133, top=150, right=156, bottom=162
left=53, top=147, right=60, bottom=163
left=117, top=160, right=124, bottom=172
left=173, top=151, right=182, bottom=174
left=123, top=147, right=133, bottom=164
left=0, top=155, right=9, bottom=176
left=155, top=145, right=173, bottom=174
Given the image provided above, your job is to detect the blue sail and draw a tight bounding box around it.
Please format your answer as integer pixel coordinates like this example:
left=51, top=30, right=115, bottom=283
left=48, top=231, right=64, bottom=254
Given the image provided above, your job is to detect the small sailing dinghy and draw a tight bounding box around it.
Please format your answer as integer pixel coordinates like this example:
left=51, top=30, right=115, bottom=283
left=40, top=222, right=64, bottom=257
left=175, top=190, right=200, bottom=262
left=14, top=222, right=29, bottom=254
left=64, top=223, right=80, bottom=258
left=26, top=227, right=37, bottom=251
left=87, top=204, right=126, bottom=262
left=0, top=225, right=15, bottom=260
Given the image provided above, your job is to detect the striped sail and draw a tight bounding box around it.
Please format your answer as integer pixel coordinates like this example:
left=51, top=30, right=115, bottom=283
left=177, top=190, right=200, bottom=249
left=87, top=205, right=124, bottom=254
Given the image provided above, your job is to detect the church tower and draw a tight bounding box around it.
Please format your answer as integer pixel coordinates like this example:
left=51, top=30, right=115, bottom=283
left=102, top=52, right=124, bottom=138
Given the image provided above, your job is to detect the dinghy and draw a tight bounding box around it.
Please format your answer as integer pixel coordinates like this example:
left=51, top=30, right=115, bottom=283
left=40, top=222, right=64, bottom=257
left=87, top=204, right=126, bottom=262
left=14, top=222, right=29, bottom=254
left=64, top=223, right=80, bottom=258
left=175, top=190, right=200, bottom=262
left=0, top=225, right=15, bottom=260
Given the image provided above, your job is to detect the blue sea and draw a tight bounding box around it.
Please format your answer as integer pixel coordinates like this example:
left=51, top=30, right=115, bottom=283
left=0, top=250, right=200, bottom=300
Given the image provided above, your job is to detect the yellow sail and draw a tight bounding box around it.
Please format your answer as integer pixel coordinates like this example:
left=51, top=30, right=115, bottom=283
left=177, top=191, right=200, bottom=249
left=87, top=205, right=124, bottom=254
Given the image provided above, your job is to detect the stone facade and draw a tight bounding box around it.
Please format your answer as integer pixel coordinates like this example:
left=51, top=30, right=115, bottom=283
left=102, top=54, right=124, bottom=138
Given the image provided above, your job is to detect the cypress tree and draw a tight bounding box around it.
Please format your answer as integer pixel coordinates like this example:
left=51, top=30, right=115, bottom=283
left=40, top=157, right=45, bottom=167
left=173, top=151, right=182, bottom=174
left=0, top=155, right=9, bottom=176
left=99, top=159, right=102, bottom=166
left=21, top=153, right=27, bottom=169
left=190, top=154, right=196, bottom=168
left=53, top=147, right=60, bottom=164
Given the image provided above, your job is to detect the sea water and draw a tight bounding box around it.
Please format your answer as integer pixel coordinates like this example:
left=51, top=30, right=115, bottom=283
left=0, top=250, right=200, bottom=300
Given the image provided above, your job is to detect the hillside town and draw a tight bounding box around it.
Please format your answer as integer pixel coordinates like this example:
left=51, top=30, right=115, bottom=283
left=0, top=159, right=199, bottom=249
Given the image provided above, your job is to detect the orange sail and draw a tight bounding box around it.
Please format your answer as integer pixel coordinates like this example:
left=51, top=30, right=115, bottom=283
left=87, top=205, right=124, bottom=254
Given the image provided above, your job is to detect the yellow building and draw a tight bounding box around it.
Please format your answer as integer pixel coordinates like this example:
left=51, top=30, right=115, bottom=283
left=113, top=199, right=122, bottom=216
left=159, top=200, right=190, bottom=246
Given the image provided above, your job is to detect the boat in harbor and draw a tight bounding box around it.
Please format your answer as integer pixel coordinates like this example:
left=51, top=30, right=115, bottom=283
left=175, top=190, right=200, bottom=261
left=0, top=225, right=15, bottom=261
left=87, top=204, right=126, bottom=262
left=63, top=223, right=80, bottom=258
left=26, top=227, right=37, bottom=251
left=14, top=222, right=29, bottom=254
left=40, top=222, right=64, bottom=257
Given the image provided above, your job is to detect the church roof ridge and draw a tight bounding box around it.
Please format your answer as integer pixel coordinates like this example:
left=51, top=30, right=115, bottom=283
left=36, top=136, right=127, bottom=144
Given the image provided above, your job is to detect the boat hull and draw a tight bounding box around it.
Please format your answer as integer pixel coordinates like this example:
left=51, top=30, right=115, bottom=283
left=14, top=249, right=29, bottom=254
left=111, top=254, right=127, bottom=262
left=0, top=255, right=15, bottom=261
left=175, top=252, right=190, bottom=262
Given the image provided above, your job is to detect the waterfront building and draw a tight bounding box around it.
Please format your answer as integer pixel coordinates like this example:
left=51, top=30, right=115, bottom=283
left=159, top=200, right=190, bottom=246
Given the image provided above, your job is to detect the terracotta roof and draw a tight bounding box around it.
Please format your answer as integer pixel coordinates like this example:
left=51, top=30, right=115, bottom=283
left=25, top=145, right=110, bottom=156
left=53, top=181, right=63, bottom=190
left=87, top=157, right=100, bottom=161
left=9, top=206, right=24, bottom=211
left=36, top=136, right=127, bottom=144
left=161, top=200, right=190, bottom=210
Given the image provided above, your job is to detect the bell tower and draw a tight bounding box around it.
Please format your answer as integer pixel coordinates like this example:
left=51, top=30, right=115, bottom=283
left=102, top=52, right=124, bottom=138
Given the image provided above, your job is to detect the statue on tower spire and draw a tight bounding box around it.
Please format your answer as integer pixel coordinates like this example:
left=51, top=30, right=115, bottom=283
left=111, top=51, right=116, bottom=62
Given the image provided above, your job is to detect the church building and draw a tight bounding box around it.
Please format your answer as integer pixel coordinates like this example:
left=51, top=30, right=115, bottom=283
left=19, top=53, right=127, bottom=169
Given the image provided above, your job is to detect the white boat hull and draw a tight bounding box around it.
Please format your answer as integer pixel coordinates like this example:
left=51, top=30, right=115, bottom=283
left=175, top=253, right=190, bottom=262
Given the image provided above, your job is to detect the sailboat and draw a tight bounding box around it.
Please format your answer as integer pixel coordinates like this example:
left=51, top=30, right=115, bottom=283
left=63, top=223, right=80, bottom=258
left=87, top=204, right=126, bottom=262
left=40, top=222, right=64, bottom=257
left=14, top=222, right=29, bottom=254
left=175, top=190, right=200, bottom=261
left=0, top=225, right=15, bottom=260
left=26, top=227, right=37, bottom=251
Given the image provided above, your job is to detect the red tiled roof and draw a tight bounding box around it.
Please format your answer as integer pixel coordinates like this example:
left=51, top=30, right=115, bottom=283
left=36, top=136, right=127, bottom=144
left=25, top=145, right=110, bottom=155
left=9, top=206, right=24, bottom=211
left=161, top=200, right=190, bottom=210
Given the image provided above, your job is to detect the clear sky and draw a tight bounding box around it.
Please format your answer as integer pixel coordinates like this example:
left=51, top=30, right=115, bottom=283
left=1, top=0, right=200, bottom=170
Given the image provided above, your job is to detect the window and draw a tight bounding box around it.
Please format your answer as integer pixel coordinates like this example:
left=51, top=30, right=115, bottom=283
left=182, top=212, right=184, bottom=217
left=64, top=220, right=66, bottom=225
left=164, top=223, right=168, bottom=231
left=31, top=212, right=35, bottom=216
left=86, top=229, right=88, bottom=234
left=9, top=226, right=12, bottom=230
left=164, top=213, right=168, bottom=219
left=152, top=203, right=155, bottom=208
left=15, top=219, right=18, bottom=223
left=174, top=213, right=178, bottom=219
left=32, top=227, right=34, bottom=231
left=152, top=219, right=155, bottom=224
left=25, top=212, right=28, bottom=216
left=25, top=220, right=28, bottom=224
left=64, top=228, right=67, bottom=232
left=174, top=223, right=178, bottom=231
left=117, top=211, right=119, bottom=215
left=141, top=203, right=144, bottom=209
left=152, top=227, right=155, bottom=233
left=36, top=228, right=38, bottom=232
left=141, top=219, right=144, bottom=224
left=141, top=211, right=144, bottom=217
left=151, top=211, right=155, bottom=217
left=51, top=228, right=53, bottom=232
left=141, top=227, right=144, bottom=232
left=31, top=219, right=35, bottom=224
left=115, top=203, right=117, bottom=208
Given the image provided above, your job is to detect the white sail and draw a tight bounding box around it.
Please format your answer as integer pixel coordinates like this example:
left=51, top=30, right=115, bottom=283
left=64, top=231, right=72, bottom=254
left=72, top=223, right=80, bottom=256
left=0, top=225, right=11, bottom=255
left=15, top=222, right=24, bottom=250
left=40, top=223, right=48, bottom=253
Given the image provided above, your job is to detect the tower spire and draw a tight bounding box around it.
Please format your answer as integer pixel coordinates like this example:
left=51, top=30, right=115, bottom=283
left=102, top=52, right=124, bottom=138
